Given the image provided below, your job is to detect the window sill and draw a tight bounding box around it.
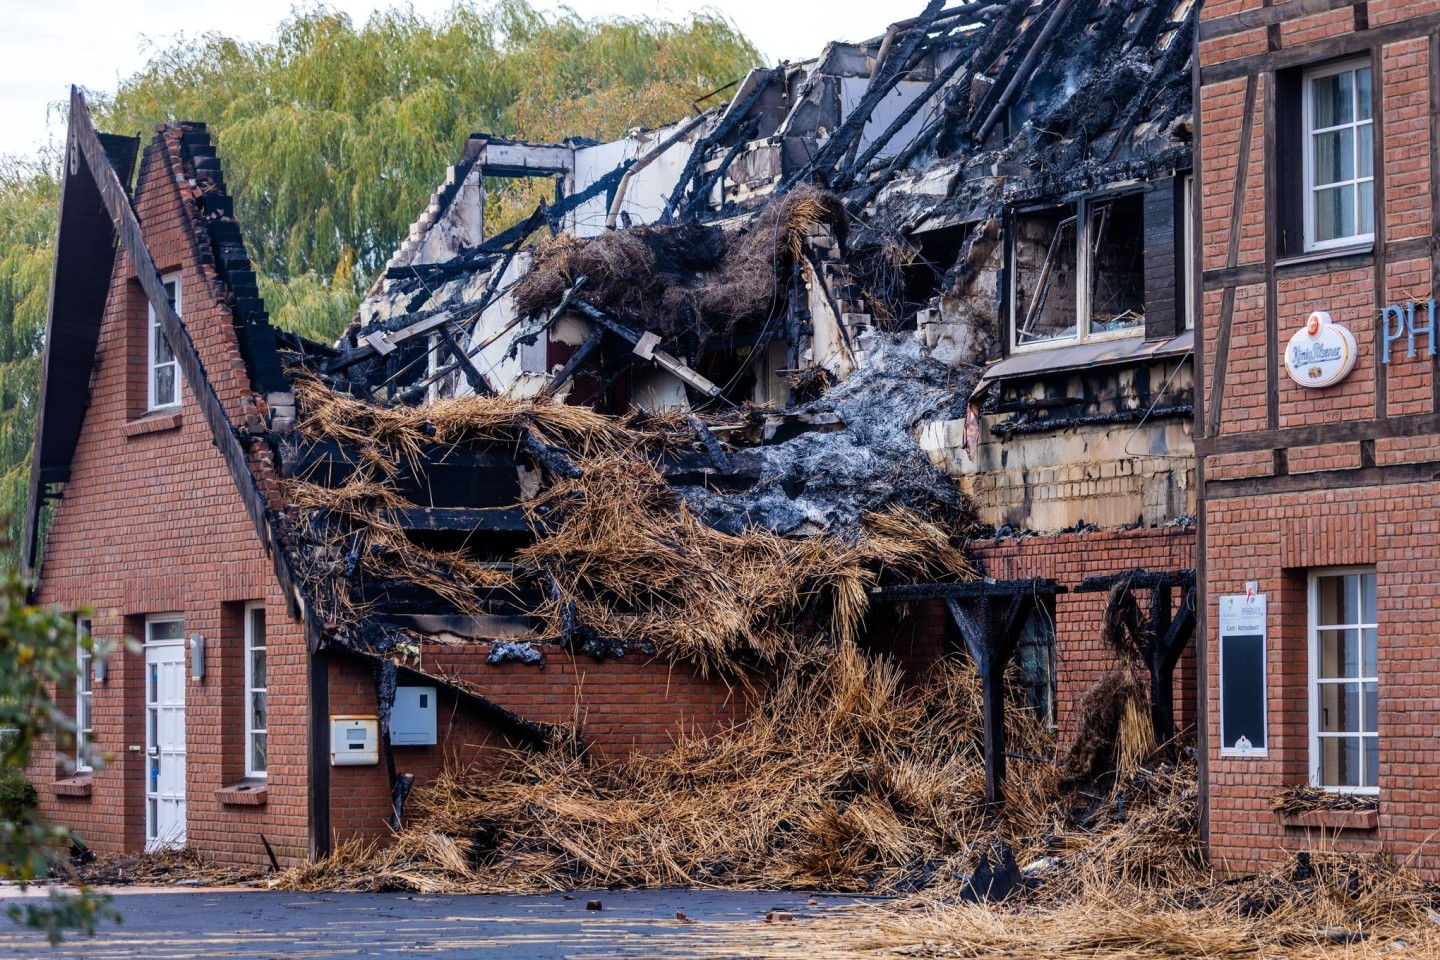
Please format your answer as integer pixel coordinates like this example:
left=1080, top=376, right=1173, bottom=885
left=52, top=775, right=93, bottom=798
left=1277, top=808, right=1378, bottom=831
left=123, top=410, right=183, bottom=438
left=1275, top=243, right=1373, bottom=271
left=216, top=779, right=268, bottom=807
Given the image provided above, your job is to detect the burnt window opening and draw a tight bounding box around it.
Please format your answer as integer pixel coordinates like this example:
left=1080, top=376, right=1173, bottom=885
left=1011, top=189, right=1168, bottom=351
left=1087, top=193, right=1146, bottom=334
left=1014, top=206, right=1079, bottom=346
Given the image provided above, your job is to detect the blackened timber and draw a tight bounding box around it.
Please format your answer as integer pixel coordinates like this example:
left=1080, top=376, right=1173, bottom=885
left=518, top=423, right=583, bottom=479
left=1074, top=569, right=1195, bottom=592
left=660, top=66, right=785, bottom=223
left=680, top=115, right=760, bottom=220
left=870, top=579, right=1064, bottom=602
left=945, top=588, right=1037, bottom=808
left=1206, top=72, right=1258, bottom=439
left=784, top=0, right=947, bottom=190
left=544, top=330, right=602, bottom=397
left=438, top=322, right=496, bottom=396
left=284, top=439, right=523, bottom=507
left=382, top=506, right=533, bottom=533
left=477, top=162, right=631, bottom=254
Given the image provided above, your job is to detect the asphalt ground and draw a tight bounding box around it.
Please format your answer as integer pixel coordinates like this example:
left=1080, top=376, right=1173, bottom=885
left=0, top=886, right=881, bottom=959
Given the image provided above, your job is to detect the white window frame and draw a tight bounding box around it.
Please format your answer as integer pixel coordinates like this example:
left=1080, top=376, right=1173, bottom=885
left=1010, top=190, right=1149, bottom=353
left=75, top=616, right=93, bottom=774
left=244, top=603, right=267, bottom=779
left=1307, top=567, right=1379, bottom=794
left=147, top=274, right=182, bottom=411
left=1301, top=59, right=1375, bottom=253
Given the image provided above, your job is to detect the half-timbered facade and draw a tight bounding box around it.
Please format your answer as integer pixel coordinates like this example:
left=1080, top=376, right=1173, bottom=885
left=1197, top=0, right=1440, bottom=873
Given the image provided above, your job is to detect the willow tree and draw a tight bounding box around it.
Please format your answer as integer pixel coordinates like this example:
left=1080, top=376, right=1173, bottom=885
left=0, top=0, right=760, bottom=561
left=91, top=0, right=760, bottom=338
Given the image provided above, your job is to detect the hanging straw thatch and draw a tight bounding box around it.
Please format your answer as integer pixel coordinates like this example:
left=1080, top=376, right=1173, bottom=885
left=283, top=375, right=976, bottom=672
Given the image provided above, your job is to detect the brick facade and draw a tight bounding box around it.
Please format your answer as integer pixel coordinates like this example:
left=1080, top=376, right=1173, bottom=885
left=30, top=130, right=311, bottom=867
left=1198, top=1, right=1440, bottom=875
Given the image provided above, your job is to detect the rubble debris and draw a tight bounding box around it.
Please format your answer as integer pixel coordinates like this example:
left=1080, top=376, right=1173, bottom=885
left=1271, top=785, right=1380, bottom=816
left=486, top=641, right=544, bottom=666
left=273, top=644, right=1205, bottom=897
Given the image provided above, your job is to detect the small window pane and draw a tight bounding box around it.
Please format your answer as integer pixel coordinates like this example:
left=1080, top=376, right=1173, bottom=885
left=1357, top=123, right=1374, bottom=179
left=1313, top=71, right=1354, bottom=128
left=1321, top=735, right=1362, bottom=788
left=1356, top=67, right=1373, bottom=121
left=1363, top=682, right=1378, bottom=733
left=154, top=366, right=176, bottom=407
left=1319, top=681, right=1361, bottom=732
left=154, top=330, right=175, bottom=365
left=149, top=620, right=184, bottom=642
left=1361, top=627, right=1378, bottom=677
left=1361, top=574, right=1377, bottom=623
left=250, top=690, right=267, bottom=731
left=1317, top=628, right=1359, bottom=679
left=1312, top=129, right=1353, bottom=185
left=1364, top=740, right=1379, bottom=787
left=252, top=733, right=267, bottom=773
left=252, top=646, right=266, bottom=689
left=1357, top=182, right=1374, bottom=236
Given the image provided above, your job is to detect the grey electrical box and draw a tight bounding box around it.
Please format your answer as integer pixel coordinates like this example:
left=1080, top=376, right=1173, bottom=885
left=391, top=686, right=437, bottom=746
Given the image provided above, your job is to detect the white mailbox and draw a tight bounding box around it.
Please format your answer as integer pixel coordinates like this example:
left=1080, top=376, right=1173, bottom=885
left=330, top=715, right=379, bottom=765
left=391, top=686, right=438, bottom=746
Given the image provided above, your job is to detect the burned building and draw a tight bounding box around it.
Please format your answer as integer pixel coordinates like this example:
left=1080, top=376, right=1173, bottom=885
left=28, top=0, right=1199, bottom=869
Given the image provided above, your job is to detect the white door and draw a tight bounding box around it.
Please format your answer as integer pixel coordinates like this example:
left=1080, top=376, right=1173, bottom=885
left=145, top=620, right=187, bottom=851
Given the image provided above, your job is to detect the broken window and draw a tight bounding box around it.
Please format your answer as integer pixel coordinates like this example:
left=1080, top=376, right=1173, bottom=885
left=1087, top=193, right=1145, bottom=334
left=1012, top=603, right=1056, bottom=731
left=1013, top=206, right=1079, bottom=346
left=1011, top=193, right=1147, bottom=349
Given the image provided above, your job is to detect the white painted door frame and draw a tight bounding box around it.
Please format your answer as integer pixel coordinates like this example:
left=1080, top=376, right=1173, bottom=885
left=144, top=618, right=187, bottom=852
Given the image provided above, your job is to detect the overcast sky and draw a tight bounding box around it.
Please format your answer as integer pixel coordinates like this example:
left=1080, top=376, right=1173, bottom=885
left=1, top=0, right=904, bottom=159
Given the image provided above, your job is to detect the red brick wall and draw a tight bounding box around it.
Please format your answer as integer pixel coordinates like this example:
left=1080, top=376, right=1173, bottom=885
left=1205, top=488, right=1440, bottom=877
left=1199, top=3, right=1440, bottom=876
left=29, top=129, right=312, bottom=867
left=324, top=645, right=760, bottom=845
left=971, top=527, right=1198, bottom=748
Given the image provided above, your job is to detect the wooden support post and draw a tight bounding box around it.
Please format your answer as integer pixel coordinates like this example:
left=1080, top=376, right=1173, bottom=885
left=947, top=592, right=1034, bottom=808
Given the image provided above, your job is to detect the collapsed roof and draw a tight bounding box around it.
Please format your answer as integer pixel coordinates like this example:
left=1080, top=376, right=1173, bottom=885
left=33, top=0, right=1197, bottom=748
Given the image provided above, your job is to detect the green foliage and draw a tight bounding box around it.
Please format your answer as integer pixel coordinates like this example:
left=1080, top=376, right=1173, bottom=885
left=91, top=0, right=759, bottom=336
left=0, top=575, right=115, bottom=941
left=0, top=771, right=37, bottom=823
left=0, top=1, right=760, bottom=567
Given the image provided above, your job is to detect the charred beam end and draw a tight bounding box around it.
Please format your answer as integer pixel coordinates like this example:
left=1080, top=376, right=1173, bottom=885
left=518, top=423, right=583, bottom=479
left=1074, top=568, right=1196, bottom=592
left=871, top=579, right=1065, bottom=602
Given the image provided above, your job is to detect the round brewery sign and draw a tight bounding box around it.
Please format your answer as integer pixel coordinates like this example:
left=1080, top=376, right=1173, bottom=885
left=1283, top=311, right=1357, bottom=388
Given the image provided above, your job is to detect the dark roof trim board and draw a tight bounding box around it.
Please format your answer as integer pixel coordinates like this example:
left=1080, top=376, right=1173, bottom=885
left=23, top=104, right=136, bottom=574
